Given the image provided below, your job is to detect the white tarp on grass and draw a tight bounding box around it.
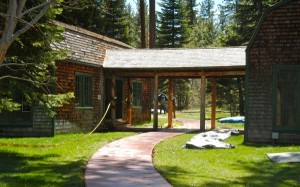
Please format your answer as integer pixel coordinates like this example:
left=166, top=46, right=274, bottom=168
left=184, top=129, right=239, bottom=149
left=267, top=152, right=300, bottom=163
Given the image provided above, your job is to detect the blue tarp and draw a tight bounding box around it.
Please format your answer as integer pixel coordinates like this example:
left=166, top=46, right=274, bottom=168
left=219, top=116, right=245, bottom=123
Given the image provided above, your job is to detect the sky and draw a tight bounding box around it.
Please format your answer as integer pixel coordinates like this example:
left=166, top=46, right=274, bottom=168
left=126, top=0, right=224, bottom=14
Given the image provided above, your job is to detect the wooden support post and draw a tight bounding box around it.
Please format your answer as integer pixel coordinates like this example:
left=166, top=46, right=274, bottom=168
left=200, top=76, right=206, bottom=130
left=127, top=78, right=132, bottom=124
left=111, top=75, right=116, bottom=126
left=153, top=74, right=159, bottom=130
left=211, top=78, right=217, bottom=129
left=168, top=78, right=174, bottom=128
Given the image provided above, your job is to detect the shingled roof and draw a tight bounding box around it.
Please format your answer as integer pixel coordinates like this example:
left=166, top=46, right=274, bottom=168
left=103, top=47, right=246, bottom=70
left=53, top=21, right=133, bottom=66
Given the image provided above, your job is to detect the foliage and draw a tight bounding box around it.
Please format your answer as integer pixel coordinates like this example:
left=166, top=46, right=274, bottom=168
left=157, top=0, right=191, bottom=48
left=154, top=134, right=300, bottom=186
left=216, top=0, right=282, bottom=46
left=208, top=77, right=245, bottom=116
left=0, top=132, right=136, bottom=186
left=57, top=0, right=140, bottom=47
left=0, top=1, right=73, bottom=115
left=174, top=79, right=191, bottom=110
left=0, top=98, right=20, bottom=112
left=185, top=0, right=217, bottom=48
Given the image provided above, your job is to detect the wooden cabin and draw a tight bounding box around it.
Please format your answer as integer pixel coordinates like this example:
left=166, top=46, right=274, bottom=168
left=0, top=22, right=133, bottom=137
left=245, top=0, right=300, bottom=143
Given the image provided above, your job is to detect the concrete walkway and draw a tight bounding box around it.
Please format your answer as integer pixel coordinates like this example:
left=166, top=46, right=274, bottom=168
left=85, top=118, right=203, bottom=187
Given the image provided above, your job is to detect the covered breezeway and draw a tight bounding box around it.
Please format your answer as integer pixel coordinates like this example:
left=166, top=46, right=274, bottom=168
left=103, top=47, right=246, bottom=130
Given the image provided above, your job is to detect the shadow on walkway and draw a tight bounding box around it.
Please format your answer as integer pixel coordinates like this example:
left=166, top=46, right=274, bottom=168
left=85, top=118, right=209, bottom=187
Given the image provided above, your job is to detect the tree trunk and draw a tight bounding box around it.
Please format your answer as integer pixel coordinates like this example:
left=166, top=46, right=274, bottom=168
left=149, top=0, right=156, bottom=48
left=140, top=0, right=146, bottom=48
left=0, top=0, right=52, bottom=64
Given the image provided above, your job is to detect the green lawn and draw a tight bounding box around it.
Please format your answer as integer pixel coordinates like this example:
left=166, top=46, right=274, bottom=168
left=153, top=134, right=300, bottom=187
left=0, top=132, right=136, bottom=186
left=132, top=110, right=244, bottom=130
left=132, top=115, right=183, bottom=128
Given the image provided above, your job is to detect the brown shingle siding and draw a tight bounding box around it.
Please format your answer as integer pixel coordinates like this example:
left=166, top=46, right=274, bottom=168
left=247, top=0, right=300, bottom=143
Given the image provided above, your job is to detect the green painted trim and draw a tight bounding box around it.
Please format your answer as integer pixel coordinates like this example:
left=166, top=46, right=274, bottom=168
left=246, top=0, right=294, bottom=52
left=75, top=107, right=94, bottom=110
left=272, top=65, right=300, bottom=133
left=132, top=80, right=143, bottom=108
left=75, top=73, right=93, bottom=108
left=75, top=72, right=93, bottom=76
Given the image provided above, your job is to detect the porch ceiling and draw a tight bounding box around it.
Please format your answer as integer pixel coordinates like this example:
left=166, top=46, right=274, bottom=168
left=103, top=47, right=246, bottom=71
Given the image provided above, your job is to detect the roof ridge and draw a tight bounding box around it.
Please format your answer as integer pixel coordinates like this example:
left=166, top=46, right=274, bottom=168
left=54, top=20, right=134, bottom=49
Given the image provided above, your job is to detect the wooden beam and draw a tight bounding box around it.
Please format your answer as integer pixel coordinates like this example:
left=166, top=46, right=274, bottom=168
left=107, top=70, right=245, bottom=78
left=127, top=78, right=132, bottom=124
left=211, top=78, right=217, bottom=129
left=153, top=74, right=159, bottom=130
left=168, top=78, right=174, bottom=128
left=200, top=76, right=206, bottom=130
left=111, top=75, right=116, bottom=126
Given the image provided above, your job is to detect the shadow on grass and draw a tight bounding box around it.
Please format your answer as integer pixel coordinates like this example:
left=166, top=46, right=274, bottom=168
left=0, top=150, right=85, bottom=186
left=159, top=160, right=300, bottom=187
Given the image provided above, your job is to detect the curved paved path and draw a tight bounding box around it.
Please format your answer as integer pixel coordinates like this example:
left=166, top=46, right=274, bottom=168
left=85, top=118, right=203, bottom=187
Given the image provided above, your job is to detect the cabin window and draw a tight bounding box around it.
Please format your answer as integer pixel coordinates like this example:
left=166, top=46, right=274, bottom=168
left=132, top=81, right=142, bottom=107
left=273, top=66, right=300, bottom=132
left=0, top=86, right=32, bottom=126
left=75, top=73, right=93, bottom=108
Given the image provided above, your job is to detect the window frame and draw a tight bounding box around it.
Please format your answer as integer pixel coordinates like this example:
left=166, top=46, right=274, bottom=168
left=75, top=73, right=93, bottom=109
left=272, top=65, right=300, bottom=132
left=132, top=81, right=142, bottom=108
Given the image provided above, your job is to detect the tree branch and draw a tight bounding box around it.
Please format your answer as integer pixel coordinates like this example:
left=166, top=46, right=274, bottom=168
left=20, top=0, right=52, bottom=18
left=0, top=75, right=52, bottom=87
left=12, top=0, right=53, bottom=41
left=17, top=0, right=27, bottom=17
left=0, top=63, right=35, bottom=68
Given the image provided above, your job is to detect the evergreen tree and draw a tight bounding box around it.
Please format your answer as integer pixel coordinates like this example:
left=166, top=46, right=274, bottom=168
left=98, top=0, right=129, bottom=43
left=186, top=0, right=217, bottom=47
left=58, top=0, right=140, bottom=47
left=57, top=0, right=101, bottom=32
left=0, top=1, right=72, bottom=115
left=124, top=4, right=140, bottom=47
left=216, top=0, right=281, bottom=46
left=157, top=0, right=190, bottom=48
left=186, top=0, right=197, bottom=25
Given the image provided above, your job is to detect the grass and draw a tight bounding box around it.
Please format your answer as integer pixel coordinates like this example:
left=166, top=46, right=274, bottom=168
left=132, top=109, right=244, bottom=130
left=132, top=115, right=183, bottom=128
left=176, top=109, right=245, bottom=130
left=153, top=134, right=300, bottom=187
left=0, top=132, right=136, bottom=186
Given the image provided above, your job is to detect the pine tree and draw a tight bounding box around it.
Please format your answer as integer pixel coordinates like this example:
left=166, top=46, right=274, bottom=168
left=57, top=0, right=101, bottom=32
left=186, top=0, right=197, bottom=25
left=186, top=0, right=217, bottom=47
left=216, top=0, right=282, bottom=46
left=58, top=0, right=140, bottom=47
left=157, top=0, right=190, bottom=48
